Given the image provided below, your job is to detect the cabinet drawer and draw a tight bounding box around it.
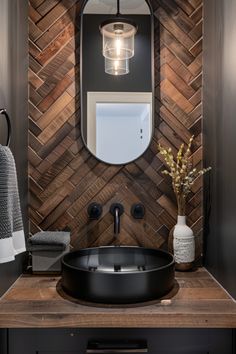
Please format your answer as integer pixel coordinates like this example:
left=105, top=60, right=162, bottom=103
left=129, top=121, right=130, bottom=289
left=8, top=329, right=234, bottom=354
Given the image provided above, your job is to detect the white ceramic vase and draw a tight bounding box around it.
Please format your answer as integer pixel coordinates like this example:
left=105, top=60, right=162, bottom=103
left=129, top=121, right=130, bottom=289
left=173, top=215, right=195, bottom=267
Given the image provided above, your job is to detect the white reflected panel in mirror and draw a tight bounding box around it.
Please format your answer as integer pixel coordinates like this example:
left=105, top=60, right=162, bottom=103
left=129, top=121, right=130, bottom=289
left=87, top=92, right=152, bottom=164
left=97, top=103, right=150, bottom=164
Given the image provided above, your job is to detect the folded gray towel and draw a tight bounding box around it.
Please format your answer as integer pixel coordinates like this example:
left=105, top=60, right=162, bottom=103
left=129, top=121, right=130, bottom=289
left=27, top=242, right=68, bottom=252
left=0, top=145, right=26, bottom=264
left=28, top=231, right=70, bottom=249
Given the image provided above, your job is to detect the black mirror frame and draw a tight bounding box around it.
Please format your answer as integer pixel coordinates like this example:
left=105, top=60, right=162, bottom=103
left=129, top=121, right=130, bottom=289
left=79, top=0, right=155, bottom=166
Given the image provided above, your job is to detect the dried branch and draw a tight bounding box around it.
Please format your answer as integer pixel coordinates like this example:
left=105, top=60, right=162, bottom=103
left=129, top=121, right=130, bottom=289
left=158, top=136, right=211, bottom=215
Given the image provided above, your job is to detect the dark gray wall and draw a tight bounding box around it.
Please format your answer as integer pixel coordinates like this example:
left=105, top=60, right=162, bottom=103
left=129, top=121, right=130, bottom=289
left=204, top=0, right=236, bottom=299
left=0, top=0, right=28, bottom=297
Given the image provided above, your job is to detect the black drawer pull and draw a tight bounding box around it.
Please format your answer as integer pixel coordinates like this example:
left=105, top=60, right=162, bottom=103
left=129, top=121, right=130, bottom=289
left=86, top=340, right=148, bottom=354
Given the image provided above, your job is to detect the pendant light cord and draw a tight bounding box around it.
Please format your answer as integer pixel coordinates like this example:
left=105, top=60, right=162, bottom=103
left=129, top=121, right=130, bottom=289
left=116, top=0, right=120, bottom=16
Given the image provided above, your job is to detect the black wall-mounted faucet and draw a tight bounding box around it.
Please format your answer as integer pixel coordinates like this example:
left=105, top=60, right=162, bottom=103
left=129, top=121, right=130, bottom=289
left=110, top=203, right=124, bottom=236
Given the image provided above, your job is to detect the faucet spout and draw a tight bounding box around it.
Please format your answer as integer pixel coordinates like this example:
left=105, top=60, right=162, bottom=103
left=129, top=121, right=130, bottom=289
left=110, top=203, right=124, bottom=238
left=114, top=207, right=120, bottom=235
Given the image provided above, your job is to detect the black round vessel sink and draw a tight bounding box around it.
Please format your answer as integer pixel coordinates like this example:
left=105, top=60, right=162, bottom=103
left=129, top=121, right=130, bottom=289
left=61, top=246, right=175, bottom=304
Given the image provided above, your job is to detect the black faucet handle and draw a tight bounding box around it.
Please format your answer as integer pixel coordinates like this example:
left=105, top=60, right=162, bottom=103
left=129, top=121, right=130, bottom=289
left=87, top=203, right=103, bottom=220
left=131, top=203, right=145, bottom=219
left=110, top=203, right=124, bottom=216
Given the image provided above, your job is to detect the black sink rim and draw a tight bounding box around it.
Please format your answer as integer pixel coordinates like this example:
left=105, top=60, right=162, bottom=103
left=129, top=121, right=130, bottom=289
left=62, top=246, right=175, bottom=274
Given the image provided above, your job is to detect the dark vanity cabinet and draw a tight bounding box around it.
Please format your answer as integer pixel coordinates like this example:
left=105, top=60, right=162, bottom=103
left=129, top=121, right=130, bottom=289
left=6, top=329, right=235, bottom=354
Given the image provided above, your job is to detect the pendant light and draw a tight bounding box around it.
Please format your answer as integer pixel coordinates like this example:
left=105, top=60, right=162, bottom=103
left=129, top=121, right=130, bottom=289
left=100, top=0, right=138, bottom=62
left=105, top=57, right=129, bottom=75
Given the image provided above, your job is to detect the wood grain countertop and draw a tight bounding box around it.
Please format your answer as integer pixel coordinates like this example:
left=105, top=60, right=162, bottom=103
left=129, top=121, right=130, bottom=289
left=0, top=268, right=235, bottom=328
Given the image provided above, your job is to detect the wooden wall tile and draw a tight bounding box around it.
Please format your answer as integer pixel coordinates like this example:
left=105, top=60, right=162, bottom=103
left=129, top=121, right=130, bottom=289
left=28, top=0, right=203, bottom=259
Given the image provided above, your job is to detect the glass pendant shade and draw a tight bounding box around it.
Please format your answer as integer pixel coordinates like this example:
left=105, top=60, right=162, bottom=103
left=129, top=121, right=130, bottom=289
left=100, top=20, right=137, bottom=60
left=105, top=57, right=129, bottom=75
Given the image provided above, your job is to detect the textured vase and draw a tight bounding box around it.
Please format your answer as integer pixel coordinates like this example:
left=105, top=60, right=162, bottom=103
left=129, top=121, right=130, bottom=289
left=173, top=215, right=195, bottom=271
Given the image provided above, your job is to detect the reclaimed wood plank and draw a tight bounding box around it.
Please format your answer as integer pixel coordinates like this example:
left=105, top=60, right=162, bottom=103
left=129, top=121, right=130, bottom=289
left=0, top=269, right=236, bottom=328
left=36, top=23, right=75, bottom=66
left=156, top=7, right=194, bottom=50
left=36, top=0, right=77, bottom=32
left=161, top=79, right=194, bottom=113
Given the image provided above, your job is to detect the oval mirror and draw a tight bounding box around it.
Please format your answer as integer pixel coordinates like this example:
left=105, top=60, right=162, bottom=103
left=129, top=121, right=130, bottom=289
left=81, top=0, right=154, bottom=165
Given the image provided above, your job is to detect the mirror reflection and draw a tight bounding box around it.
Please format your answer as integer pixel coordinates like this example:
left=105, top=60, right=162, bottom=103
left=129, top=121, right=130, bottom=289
left=81, top=0, right=154, bottom=164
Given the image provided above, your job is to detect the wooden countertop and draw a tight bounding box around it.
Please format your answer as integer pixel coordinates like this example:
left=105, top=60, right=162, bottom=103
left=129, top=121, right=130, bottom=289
left=0, top=268, right=235, bottom=328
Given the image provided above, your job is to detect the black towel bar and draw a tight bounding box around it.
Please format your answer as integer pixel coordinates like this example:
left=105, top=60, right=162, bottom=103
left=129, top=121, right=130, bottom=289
left=0, top=108, right=11, bottom=146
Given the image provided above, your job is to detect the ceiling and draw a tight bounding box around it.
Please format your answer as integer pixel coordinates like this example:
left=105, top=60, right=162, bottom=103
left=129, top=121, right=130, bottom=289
left=83, top=0, right=150, bottom=14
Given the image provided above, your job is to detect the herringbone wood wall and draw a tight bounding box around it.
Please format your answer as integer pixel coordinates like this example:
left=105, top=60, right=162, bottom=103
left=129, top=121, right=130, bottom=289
left=29, top=0, right=203, bottom=259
